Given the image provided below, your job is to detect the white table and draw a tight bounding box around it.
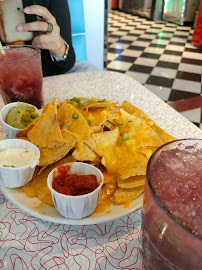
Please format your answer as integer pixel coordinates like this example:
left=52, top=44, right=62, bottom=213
left=0, top=70, right=201, bottom=270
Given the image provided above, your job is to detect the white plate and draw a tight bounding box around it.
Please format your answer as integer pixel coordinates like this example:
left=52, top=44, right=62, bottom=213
left=0, top=70, right=201, bottom=225
left=0, top=186, right=143, bottom=225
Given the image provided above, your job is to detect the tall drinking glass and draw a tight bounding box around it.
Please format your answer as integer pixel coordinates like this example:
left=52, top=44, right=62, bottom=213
left=0, top=45, right=43, bottom=109
left=140, top=139, right=202, bottom=270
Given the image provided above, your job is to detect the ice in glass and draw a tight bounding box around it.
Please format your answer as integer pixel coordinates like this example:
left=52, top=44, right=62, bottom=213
left=140, top=139, right=202, bottom=270
left=0, top=45, right=43, bottom=109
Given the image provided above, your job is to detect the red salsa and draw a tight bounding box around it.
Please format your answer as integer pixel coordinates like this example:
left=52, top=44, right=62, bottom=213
left=52, top=164, right=98, bottom=196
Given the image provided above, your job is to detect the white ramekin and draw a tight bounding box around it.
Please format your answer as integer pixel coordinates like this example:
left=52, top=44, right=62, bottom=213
left=0, top=102, right=39, bottom=139
left=47, top=162, right=104, bottom=219
left=0, top=139, right=40, bottom=188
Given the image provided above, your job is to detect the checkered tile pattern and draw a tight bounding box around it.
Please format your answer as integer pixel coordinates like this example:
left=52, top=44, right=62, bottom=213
left=107, top=10, right=202, bottom=128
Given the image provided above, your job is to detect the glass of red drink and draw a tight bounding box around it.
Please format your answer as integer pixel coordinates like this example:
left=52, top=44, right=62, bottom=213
left=140, top=139, right=202, bottom=270
left=0, top=45, right=43, bottom=109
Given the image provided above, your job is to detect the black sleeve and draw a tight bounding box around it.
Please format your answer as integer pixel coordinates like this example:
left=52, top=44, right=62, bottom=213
left=38, top=0, right=75, bottom=77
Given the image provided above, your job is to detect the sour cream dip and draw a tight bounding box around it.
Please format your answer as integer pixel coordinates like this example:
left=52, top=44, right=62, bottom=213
left=0, top=147, right=39, bottom=168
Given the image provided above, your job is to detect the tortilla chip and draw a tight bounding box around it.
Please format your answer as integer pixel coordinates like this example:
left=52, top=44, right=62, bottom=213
left=128, top=118, right=164, bottom=147
left=72, top=143, right=100, bottom=162
left=122, top=100, right=153, bottom=124
left=86, top=126, right=148, bottom=178
left=118, top=175, right=145, bottom=188
left=93, top=127, right=119, bottom=146
left=82, top=109, right=109, bottom=127
left=28, top=98, right=65, bottom=148
left=98, top=180, right=117, bottom=203
left=20, top=97, right=176, bottom=209
left=92, top=125, right=103, bottom=133
left=151, top=124, right=176, bottom=144
left=36, top=186, right=54, bottom=205
left=121, top=101, right=177, bottom=145
left=39, top=130, right=76, bottom=166
left=23, top=186, right=36, bottom=198
left=120, top=107, right=175, bottom=146
left=57, top=103, right=90, bottom=143
left=120, top=108, right=139, bottom=122
left=61, top=128, right=77, bottom=146
left=114, top=186, right=144, bottom=204
left=84, top=136, right=97, bottom=152
left=37, top=165, right=48, bottom=175
left=17, top=117, right=40, bottom=138
left=84, top=128, right=120, bottom=157
left=118, top=153, right=148, bottom=180
left=106, top=107, right=120, bottom=120
left=102, top=171, right=117, bottom=184
left=84, top=100, right=117, bottom=109
left=104, top=120, right=115, bottom=130
left=42, top=103, right=50, bottom=114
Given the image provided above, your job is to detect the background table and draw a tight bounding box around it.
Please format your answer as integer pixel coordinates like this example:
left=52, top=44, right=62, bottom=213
left=0, top=71, right=202, bottom=270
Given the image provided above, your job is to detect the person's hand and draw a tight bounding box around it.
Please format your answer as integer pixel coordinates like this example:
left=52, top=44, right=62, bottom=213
left=17, top=5, right=66, bottom=58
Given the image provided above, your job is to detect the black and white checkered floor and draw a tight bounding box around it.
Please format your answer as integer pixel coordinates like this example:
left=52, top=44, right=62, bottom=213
left=107, top=10, right=202, bottom=129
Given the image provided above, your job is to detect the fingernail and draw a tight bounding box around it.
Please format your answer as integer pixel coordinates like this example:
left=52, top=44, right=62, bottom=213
left=17, top=25, right=24, bottom=31
left=24, top=7, right=31, bottom=13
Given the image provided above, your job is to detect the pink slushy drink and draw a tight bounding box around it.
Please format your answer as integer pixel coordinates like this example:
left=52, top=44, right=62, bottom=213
left=0, top=45, right=43, bottom=109
left=140, top=139, right=202, bottom=270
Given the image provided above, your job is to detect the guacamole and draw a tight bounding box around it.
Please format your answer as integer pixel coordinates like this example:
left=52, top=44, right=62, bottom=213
left=5, top=102, right=39, bottom=129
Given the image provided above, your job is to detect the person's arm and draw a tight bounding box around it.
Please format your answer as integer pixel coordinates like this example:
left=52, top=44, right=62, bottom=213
left=21, top=0, right=75, bottom=76
left=0, top=0, right=75, bottom=76
left=30, top=0, right=75, bottom=76
left=46, top=0, right=75, bottom=74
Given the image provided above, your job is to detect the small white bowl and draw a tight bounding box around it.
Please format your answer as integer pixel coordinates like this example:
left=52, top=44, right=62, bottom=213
left=47, top=162, right=104, bottom=219
left=0, top=139, right=40, bottom=188
left=0, top=102, right=39, bottom=139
